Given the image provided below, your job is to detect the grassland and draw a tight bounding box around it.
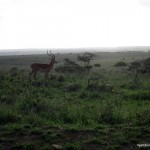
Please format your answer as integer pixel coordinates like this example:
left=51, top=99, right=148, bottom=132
left=0, top=51, right=150, bottom=150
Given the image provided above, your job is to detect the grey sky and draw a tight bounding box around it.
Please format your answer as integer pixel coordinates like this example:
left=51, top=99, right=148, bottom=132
left=140, top=0, right=150, bottom=7
left=0, top=0, right=150, bottom=50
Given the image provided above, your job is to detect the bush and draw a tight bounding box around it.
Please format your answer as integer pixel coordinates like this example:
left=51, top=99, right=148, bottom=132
left=19, top=99, right=50, bottom=114
left=49, top=74, right=57, bottom=80
left=0, top=106, right=20, bottom=125
left=114, top=61, right=127, bottom=67
left=84, top=65, right=93, bottom=69
left=55, top=59, right=84, bottom=74
left=9, top=67, right=19, bottom=76
left=97, top=99, right=123, bottom=124
left=97, top=101, right=116, bottom=124
left=122, top=90, right=150, bottom=100
left=58, top=75, right=65, bottom=82
left=65, top=83, right=81, bottom=92
left=79, top=91, right=88, bottom=99
left=65, top=143, right=79, bottom=150
left=99, top=83, right=114, bottom=92
left=86, top=82, right=114, bottom=93
left=94, top=63, right=101, bottom=67
left=135, top=109, right=150, bottom=125
left=86, top=83, right=100, bottom=92
left=143, top=57, right=150, bottom=73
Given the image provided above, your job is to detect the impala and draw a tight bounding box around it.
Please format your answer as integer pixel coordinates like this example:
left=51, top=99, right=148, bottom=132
left=29, top=50, right=57, bottom=79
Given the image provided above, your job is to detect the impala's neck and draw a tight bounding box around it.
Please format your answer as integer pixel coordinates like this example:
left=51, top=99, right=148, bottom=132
left=49, top=58, right=55, bottom=68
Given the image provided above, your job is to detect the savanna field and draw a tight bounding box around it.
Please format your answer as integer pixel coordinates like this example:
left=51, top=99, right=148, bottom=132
left=0, top=51, right=150, bottom=150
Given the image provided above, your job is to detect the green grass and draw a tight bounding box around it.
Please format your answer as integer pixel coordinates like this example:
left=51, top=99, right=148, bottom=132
left=0, top=51, right=150, bottom=149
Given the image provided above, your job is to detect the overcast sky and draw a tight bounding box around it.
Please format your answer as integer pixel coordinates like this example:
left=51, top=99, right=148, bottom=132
left=0, top=0, right=150, bottom=50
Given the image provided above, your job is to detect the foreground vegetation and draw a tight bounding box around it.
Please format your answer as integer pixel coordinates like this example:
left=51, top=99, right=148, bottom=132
left=0, top=51, right=150, bottom=149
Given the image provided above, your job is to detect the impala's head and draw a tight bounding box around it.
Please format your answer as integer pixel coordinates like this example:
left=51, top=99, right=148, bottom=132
left=47, top=50, right=57, bottom=64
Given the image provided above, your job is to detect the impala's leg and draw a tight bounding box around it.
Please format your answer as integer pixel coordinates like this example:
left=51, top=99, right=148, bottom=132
left=29, top=71, right=33, bottom=76
left=33, top=72, right=37, bottom=80
left=29, top=71, right=34, bottom=80
left=45, top=72, right=48, bottom=79
left=47, top=72, right=49, bottom=79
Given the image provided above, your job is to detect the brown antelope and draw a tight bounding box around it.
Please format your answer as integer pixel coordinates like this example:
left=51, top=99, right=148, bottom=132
left=29, top=50, right=57, bottom=79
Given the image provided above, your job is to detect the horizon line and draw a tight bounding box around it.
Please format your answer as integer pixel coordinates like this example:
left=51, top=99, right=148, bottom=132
left=0, top=46, right=150, bottom=51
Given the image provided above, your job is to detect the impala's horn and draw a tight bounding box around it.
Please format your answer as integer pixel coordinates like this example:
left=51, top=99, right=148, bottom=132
left=49, top=50, right=55, bottom=58
left=47, top=50, right=53, bottom=58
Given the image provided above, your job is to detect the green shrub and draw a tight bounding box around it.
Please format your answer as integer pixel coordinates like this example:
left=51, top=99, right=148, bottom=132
left=19, top=98, right=50, bottom=114
left=99, top=83, right=114, bottom=92
left=135, top=109, right=150, bottom=125
left=97, top=99, right=123, bottom=124
left=98, top=108, right=116, bottom=124
left=9, top=67, right=19, bottom=77
left=86, top=83, right=100, bottom=91
left=123, top=90, right=150, bottom=100
left=79, top=91, right=88, bottom=98
left=114, top=61, right=127, bottom=67
left=49, top=74, right=57, bottom=80
left=11, top=144, right=35, bottom=150
left=0, top=105, right=20, bottom=125
left=25, top=114, right=46, bottom=125
left=65, top=143, right=79, bottom=150
left=65, top=83, right=81, bottom=92
left=57, top=75, right=65, bottom=82
left=94, top=63, right=101, bottom=67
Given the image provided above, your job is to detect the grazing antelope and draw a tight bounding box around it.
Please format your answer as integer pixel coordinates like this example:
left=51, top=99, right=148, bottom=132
left=29, top=50, right=57, bottom=79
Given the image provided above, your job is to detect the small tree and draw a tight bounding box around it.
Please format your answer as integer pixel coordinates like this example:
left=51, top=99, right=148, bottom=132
left=84, top=65, right=93, bottom=74
left=128, top=58, right=150, bottom=86
left=128, top=61, right=142, bottom=83
left=142, top=57, right=150, bottom=73
left=77, top=52, right=95, bottom=66
left=77, top=52, right=95, bottom=74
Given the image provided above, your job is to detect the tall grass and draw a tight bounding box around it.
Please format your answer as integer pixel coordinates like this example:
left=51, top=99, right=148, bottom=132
left=0, top=71, right=149, bottom=128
